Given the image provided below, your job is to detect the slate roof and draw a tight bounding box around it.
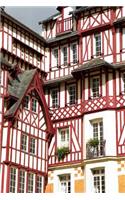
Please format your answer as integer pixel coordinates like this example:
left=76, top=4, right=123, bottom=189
left=72, top=58, right=114, bottom=75
left=5, top=69, right=37, bottom=118
left=44, top=74, right=73, bottom=86
left=38, top=12, right=60, bottom=24
left=113, top=16, right=125, bottom=26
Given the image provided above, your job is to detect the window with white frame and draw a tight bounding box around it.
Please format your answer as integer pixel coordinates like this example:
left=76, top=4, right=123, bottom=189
left=36, top=176, right=42, bottom=193
left=71, top=43, right=77, bottom=64
left=9, top=167, right=16, bottom=193
left=29, top=137, right=36, bottom=155
left=27, top=173, right=34, bottom=193
left=51, top=88, right=59, bottom=108
left=91, top=77, right=100, bottom=98
left=58, top=127, right=69, bottom=147
left=92, top=168, right=105, bottom=193
left=59, top=174, right=71, bottom=193
left=62, top=46, right=68, bottom=66
left=31, top=98, right=37, bottom=112
left=67, top=84, right=76, bottom=105
left=52, top=48, right=58, bottom=67
left=23, top=96, right=29, bottom=109
left=95, top=33, right=101, bottom=56
left=122, top=73, right=125, bottom=93
left=19, top=170, right=25, bottom=193
left=92, top=119, right=104, bottom=156
left=21, top=134, right=27, bottom=152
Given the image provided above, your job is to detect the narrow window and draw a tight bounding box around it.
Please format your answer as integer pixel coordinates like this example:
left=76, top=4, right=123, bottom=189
left=59, top=128, right=69, bottom=148
left=28, top=173, right=34, bottom=193
left=24, top=96, right=29, bottom=109
left=63, top=46, right=67, bottom=65
left=21, top=134, right=27, bottom=152
left=92, top=77, right=100, bottom=98
left=92, top=169, right=105, bottom=193
left=72, top=44, right=77, bottom=64
left=36, top=176, right=42, bottom=193
left=68, top=84, right=76, bottom=105
left=31, top=98, right=37, bottom=112
left=59, top=174, right=71, bottom=193
left=30, top=137, right=35, bottom=155
left=51, top=88, right=59, bottom=108
left=53, top=49, right=58, bottom=67
left=9, top=168, right=16, bottom=193
left=95, top=33, right=101, bottom=56
left=92, top=120, right=104, bottom=156
left=19, top=170, right=25, bottom=193
left=122, top=73, right=125, bottom=93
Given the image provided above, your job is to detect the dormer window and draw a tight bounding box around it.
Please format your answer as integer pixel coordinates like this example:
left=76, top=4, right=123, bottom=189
left=24, top=96, right=30, bottom=109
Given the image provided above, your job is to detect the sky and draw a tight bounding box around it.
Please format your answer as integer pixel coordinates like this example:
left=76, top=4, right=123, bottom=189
left=5, top=6, right=57, bottom=34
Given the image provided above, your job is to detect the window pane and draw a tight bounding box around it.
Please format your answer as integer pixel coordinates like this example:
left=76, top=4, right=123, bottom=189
left=9, top=168, right=16, bottom=193
left=32, top=98, right=37, bottom=112
left=92, top=78, right=99, bottom=97
left=68, top=85, right=76, bottom=105
left=63, top=47, right=67, bottom=65
left=21, top=134, right=27, bottom=151
left=95, top=33, right=101, bottom=56
left=28, top=173, right=34, bottom=193
left=72, top=44, right=77, bottom=64
left=53, top=49, right=58, bottom=67
left=36, top=176, right=42, bottom=193
left=19, top=170, right=25, bottom=193
left=30, top=138, right=35, bottom=154
left=59, top=174, right=71, bottom=193
left=51, top=88, right=58, bottom=108
left=93, top=169, right=105, bottom=193
left=24, top=96, right=29, bottom=109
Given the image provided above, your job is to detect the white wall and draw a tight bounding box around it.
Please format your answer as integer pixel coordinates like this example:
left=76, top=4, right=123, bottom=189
left=83, top=110, right=116, bottom=158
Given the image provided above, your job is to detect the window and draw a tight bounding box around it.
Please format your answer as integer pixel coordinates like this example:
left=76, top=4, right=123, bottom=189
left=19, top=170, right=25, bottom=193
left=31, top=98, right=37, bottom=112
left=36, top=176, right=42, bottom=193
left=72, top=44, right=77, bottom=64
left=30, top=137, right=36, bottom=155
left=28, top=173, right=34, bottom=193
left=92, top=120, right=104, bottom=156
left=53, top=48, right=58, bottom=67
left=24, top=96, right=29, bottom=109
left=51, top=88, right=59, bottom=108
left=92, top=169, right=105, bottom=193
left=122, top=73, right=125, bottom=93
left=68, top=84, right=76, bottom=105
left=62, top=46, right=67, bottom=65
left=9, top=168, right=16, bottom=193
left=95, top=33, right=101, bottom=56
left=21, top=134, right=27, bottom=152
left=91, top=77, right=100, bottom=98
left=59, top=174, right=71, bottom=193
left=59, top=128, right=69, bottom=147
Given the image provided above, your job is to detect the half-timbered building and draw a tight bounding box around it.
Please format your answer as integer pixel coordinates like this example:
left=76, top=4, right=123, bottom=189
left=0, top=6, right=125, bottom=193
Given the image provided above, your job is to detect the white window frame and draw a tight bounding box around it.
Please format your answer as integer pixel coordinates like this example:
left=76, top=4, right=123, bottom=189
left=91, top=118, right=104, bottom=157
left=21, top=134, right=28, bottom=152
left=19, top=170, right=25, bottom=193
left=67, top=84, right=76, bottom=105
left=9, top=167, right=16, bottom=193
left=61, top=46, right=68, bottom=66
left=52, top=48, right=59, bottom=68
left=121, top=73, right=125, bottom=94
left=91, top=77, right=100, bottom=98
left=59, top=174, right=71, bottom=193
left=36, top=175, right=43, bottom=193
left=58, top=127, right=69, bottom=148
left=51, top=88, right=59, bottom=108
left=31, top=98, right=37, bottom=112
left=92, top=168, right=105, bottom=193
left=29, top=137, right=36, bottom=155
left=27, top=173, right=34, bottom=193
left=94, top=33, right=101, bottom=56
left=71, top=43, right=77, bottom=64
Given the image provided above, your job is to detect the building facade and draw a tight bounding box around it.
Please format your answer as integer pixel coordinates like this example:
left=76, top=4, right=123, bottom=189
left=0, top=6, right=125, bottom=193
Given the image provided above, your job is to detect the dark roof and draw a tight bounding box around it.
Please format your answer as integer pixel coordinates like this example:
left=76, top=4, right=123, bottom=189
left=44, top=75, right=73, bottom=86
left=70, top=6, right=92, bottom=15
left=47, top=31, right=78, bottom=44
left=39, top=12, right=60, bottom=24
left=113, top=16, right=125, bottom=26
left=1, top=10, right=46, bottom=43
left=1, top=53, right=17, bottom=70
left=5, top=69, right=37, bottom=117
left=72, top=58, right=114, bottom=75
